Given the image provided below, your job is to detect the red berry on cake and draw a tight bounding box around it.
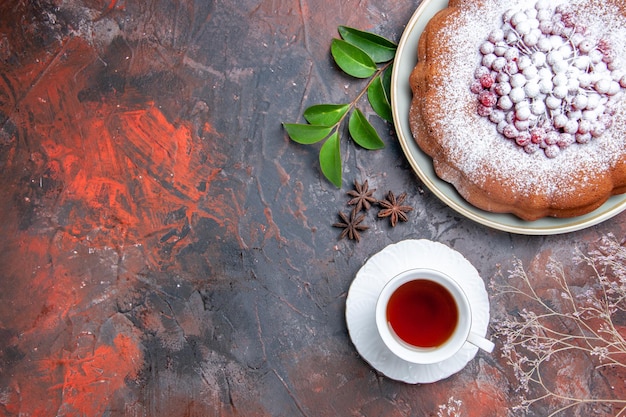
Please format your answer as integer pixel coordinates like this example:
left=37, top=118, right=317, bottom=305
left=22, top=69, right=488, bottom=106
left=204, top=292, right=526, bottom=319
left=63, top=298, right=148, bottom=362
left=470, top=81, right=484, bottom=94
left=591, top=121, right=606, bottom=137
left=558, top=133, right=575, bottom=148
left=576, top=132, right=592, bottom=144
left=578, top=119, right=592, bottom=134
left=524, top=143, right=539, bottom=154
left=494, top=82, right=512, bottom=96
left=544, top=144, right=560, bottom=158
left=530, top=127, right=546, bottom=144
left=516, top=131, right=532, bottom=146
left=545, top=131, right=559, bottom=145
left=490, top=110, right=506, bottom=124
left=480, top=73, right=495, bottom=89
left=488, top=28, right=504, bottom=43
left=498, top=95, right=514, bottom=110
left=478, top=104, right=493, bottom=117
left=503, top=124, right=519, bottom=139
left=480, top=41, right=496, bottom=55
left=479, top=91, right=498, bottom=107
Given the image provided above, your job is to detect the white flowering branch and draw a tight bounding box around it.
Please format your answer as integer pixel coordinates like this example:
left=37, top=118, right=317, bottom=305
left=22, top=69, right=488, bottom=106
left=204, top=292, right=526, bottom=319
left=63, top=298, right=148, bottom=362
left=491, top=234, right=626, bottom=416
left=437, top=396, right=464, bottom=417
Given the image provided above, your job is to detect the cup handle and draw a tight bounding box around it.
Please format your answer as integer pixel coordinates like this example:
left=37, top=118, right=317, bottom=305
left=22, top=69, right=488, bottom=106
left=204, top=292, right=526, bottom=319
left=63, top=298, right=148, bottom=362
left=467, top=331, right=495, bottom=353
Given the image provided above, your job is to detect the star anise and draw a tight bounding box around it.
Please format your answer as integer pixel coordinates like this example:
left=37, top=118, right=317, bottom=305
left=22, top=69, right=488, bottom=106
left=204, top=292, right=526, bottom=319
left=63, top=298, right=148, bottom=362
left=347, top=179, right=377, bottom=212
left=333, top=207, right=369, bottom=242
left=378, top=191, right=413, bottom=227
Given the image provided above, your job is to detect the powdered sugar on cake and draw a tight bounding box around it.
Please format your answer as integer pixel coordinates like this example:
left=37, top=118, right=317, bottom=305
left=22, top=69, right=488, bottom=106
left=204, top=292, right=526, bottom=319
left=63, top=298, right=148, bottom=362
left=430, top=0, right=626, bottom=198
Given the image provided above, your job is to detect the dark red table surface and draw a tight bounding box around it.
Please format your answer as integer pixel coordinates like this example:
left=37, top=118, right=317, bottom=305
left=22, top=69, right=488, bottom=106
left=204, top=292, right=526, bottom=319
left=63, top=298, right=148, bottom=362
left=1, top=1, right=626, bottom=416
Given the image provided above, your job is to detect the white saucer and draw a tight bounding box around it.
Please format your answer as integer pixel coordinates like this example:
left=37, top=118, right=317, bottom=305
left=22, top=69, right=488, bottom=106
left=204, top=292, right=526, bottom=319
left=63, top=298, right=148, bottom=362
left=345, top=239, right=490, bottom=384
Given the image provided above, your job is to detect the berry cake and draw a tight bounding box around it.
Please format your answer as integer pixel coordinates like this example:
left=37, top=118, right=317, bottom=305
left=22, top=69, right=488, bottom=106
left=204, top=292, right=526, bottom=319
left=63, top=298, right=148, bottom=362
left=409, top=0, right=626, bottom=221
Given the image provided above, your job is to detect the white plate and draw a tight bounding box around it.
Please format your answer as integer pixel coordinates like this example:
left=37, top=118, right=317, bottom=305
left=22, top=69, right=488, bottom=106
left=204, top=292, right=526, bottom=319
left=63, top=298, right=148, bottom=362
left=391, top=0, right=626, bottom=235
left=345, top=239, right=490, bottom=384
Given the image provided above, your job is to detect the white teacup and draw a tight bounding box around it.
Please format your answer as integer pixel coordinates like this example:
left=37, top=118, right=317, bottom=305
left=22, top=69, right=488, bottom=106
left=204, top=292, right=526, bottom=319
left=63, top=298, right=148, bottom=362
left=375, top=268, right=494, bottom=364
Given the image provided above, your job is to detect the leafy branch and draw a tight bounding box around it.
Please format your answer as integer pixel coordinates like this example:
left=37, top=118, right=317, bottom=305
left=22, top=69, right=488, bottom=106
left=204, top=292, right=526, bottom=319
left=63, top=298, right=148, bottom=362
left=283, top=26, right=397, bottom=187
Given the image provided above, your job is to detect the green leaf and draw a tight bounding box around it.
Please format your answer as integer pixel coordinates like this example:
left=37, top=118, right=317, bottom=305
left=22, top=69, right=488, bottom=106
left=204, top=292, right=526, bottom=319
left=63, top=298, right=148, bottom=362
left=338, top=26, right=397, bottom=63
left=382, top=63, right=393, bottom=101
left=348, top=109, right=385, bottom=150
left=283, top=123, right=332, bottom=145
left=330, top=39, right=377, bottom=78
left=304, top=104, right=350, bottom=126
left=319, top=131, right=342, bottom=187
left=367, top=75, right=393, bottom=122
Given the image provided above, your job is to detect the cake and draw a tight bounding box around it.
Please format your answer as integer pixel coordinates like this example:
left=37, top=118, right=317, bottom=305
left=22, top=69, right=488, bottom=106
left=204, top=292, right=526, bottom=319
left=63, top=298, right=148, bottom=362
left=409, top=0, right=626, bottom=221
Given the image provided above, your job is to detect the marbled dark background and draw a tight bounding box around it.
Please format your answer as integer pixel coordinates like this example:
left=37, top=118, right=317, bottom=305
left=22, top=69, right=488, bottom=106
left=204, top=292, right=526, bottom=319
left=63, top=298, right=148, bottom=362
left=1, top=0, right=625, bottom=416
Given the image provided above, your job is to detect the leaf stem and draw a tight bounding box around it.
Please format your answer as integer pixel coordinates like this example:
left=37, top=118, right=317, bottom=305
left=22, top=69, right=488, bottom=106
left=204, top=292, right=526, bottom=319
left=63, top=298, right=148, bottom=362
left=329, top=59, right=394, bottom=138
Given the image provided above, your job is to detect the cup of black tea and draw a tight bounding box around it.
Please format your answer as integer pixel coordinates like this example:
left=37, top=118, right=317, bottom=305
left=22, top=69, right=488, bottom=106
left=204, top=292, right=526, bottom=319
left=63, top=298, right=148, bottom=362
left=375, top=268, right=494, bottom=364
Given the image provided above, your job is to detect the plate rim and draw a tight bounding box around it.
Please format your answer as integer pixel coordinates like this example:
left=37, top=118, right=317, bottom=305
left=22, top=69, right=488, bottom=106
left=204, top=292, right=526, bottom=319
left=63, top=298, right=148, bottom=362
left=390, top=0, right=626, bottom=235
